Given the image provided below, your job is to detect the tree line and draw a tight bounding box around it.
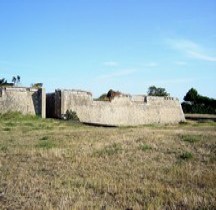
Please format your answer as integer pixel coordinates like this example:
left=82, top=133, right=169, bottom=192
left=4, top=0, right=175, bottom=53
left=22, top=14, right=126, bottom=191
left=0, top=75, right=21, bottom=86
left=181, top=88, right=216, bottom=114
left=148, top=86, right=215, bottom=114
left=97, top=86, right=215, bottom=115
left=0, top=76, right=43, bottom=88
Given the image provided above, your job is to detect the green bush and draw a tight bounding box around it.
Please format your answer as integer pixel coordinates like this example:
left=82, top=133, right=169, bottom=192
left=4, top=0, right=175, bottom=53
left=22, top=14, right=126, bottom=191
left=65, top=110, right=80, bottom=121
left=179, top=152, right=193, bottom=160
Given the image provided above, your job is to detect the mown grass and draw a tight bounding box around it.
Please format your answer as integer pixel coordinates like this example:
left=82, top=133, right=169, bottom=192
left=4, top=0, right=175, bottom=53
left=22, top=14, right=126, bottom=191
left=0, top=113, right=215, bottom=209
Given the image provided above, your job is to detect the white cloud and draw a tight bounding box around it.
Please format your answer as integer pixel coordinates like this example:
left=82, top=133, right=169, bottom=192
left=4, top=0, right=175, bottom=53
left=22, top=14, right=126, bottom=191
left=188, top=51, right=216, bottom=62
left=97, top=69, right=137, bottom=80
left=168, top=39, right=199, bottom=51
left=103, top=61, right=119, bottom=67
left=167, top=38, right=216, bottom=62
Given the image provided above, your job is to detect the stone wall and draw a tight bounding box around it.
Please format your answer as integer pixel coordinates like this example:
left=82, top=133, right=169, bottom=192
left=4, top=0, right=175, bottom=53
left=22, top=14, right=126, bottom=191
left=55, top=89, right=185, bottom=126
left=0, top=87, right=46, bottom=118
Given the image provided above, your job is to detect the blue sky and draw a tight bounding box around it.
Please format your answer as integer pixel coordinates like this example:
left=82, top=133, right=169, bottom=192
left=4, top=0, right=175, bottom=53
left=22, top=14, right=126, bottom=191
left=0, top=0, right=216, bottom=100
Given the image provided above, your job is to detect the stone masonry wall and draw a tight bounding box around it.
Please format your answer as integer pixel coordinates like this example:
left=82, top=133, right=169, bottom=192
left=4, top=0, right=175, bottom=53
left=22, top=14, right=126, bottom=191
left=0, top=87, right=46, bottom=118
left=57, top=89, right=185, bottom=126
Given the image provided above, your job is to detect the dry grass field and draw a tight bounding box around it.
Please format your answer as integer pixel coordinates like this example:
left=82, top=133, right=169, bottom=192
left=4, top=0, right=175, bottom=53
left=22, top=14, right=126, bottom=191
left=0, top=113, right=215, bottom=210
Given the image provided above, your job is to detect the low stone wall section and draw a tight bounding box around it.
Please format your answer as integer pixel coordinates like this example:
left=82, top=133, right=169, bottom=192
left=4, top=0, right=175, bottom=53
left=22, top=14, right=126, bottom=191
left=0, top=87, right=46, bottom=118
left=58, top=90, right=185, bottom=125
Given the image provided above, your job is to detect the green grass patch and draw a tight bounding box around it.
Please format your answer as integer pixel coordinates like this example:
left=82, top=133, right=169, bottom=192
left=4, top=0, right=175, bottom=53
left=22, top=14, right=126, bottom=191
left=139, top=143, right=152, bottom=151
left=0, top=111, right=39, bottom=121
left=179, top=152, right=193, bottom=160
left=0, top=145, right=8, bottom=152
left=39, top=136, right=49, bottom=141
left=192, top=121, right=216, bottom=127
left=179, top=121, right=189, bottom=125
left=181, top=134, right=202, bottom=143
left=4, top=122, right=17, bottom=127
left=3, top=127, right=11, bottom=131
left=0, top=111, right=23, bottom=120
left=36, top=140, right=55, bottom=149
left=36, top=124, right=54, bottom=130
left=24, top=122, right=35, bottom=127
left=94, top=143, right=122, bottom=157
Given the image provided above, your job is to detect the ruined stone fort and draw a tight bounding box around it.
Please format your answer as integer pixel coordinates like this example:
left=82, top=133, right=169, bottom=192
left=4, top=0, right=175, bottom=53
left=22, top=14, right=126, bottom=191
left=0, top=87, right=185, bottom=126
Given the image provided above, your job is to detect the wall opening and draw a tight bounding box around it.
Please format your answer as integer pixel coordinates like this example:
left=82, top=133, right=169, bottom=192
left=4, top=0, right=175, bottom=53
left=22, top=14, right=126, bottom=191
left=46, top=93, right=55, bottom=118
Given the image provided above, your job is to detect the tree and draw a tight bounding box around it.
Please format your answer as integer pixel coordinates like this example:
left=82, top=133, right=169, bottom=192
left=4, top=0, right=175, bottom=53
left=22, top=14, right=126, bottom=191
left=0, top=78, right=13, bottom=87
left=107, top=89, right=121, bottom=100
left=12, top=76, right=16, bottom=85
left=31, top=83, right=43, bottom=88
left=95, top=89, right=122, bottom=101
left=183, top=88, right=198, bottom=104
left=147, top=86, right=169, bottom=96
left=181, top=88, right=216, bottom=114
left=12, top=75, right=21, bottom=86
left=0, top=78, right=7, bottom=85
left=96, top=93, right=109, bottom=101
left=17, top=75, right=20, bottom=84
